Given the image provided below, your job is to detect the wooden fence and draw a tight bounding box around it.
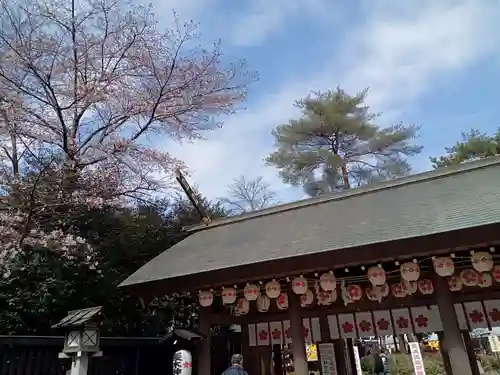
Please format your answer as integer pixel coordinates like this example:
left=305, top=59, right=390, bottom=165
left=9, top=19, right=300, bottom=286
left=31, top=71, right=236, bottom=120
left=0, top=332, right=241, bottom=375
left=0, top=336, right=166, bottom=375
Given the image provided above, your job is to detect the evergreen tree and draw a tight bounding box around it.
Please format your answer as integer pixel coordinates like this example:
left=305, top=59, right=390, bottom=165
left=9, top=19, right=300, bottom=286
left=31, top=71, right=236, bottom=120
left=265, top=87, right=422, bottom=196
left=430, top=128, right=500, bottom=168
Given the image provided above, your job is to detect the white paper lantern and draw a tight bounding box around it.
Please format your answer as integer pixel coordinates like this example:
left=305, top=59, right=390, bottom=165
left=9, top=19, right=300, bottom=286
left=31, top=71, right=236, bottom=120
left=471, top=251, right=494, bottom=273
left=367, top=266, right=386, bottom=286
left=400, top=262, right=420, bottom=282
left=265, top=279, right=281, bottom=299
left=174, top=350, right=192, bottom=375
left=221, top=287, right=237, bottom=305
left=391, top=282, right=407, bottom=298
left=433, top=257, right=455, bottom=277
left=319, top=272, right=336, bottom=291
left=379, top=283, right=389, bottom=297
left=235, top=298, right=250, bottom=315
left=276, top=292, right=288, bottom=310
left=417, top=279, right=434, bottom=295
left=198, top=290, right=213, bottom=307
left=448, top=275, right=463, bottom=292
left=402, top=279, right=417, bottom=295
left=478, top=273, right=493, bottom=288
left=366, top=286, right=381, bottom=302
left=340, top=280, right=353, bottom=306
left=256, top=295, right=271, bottom=312
left=300, top=289, right=314, bottom=307
left=292, top=276, right=308, bottom=295
left=493, top=265, right=500, bottom=283
left=244, top=284, right=260, bottom=301
left=347, top=284, right=363, bottom=301
left=460, top=269, right=480, bottom=287
left=317, top=290, right=336, bottom=306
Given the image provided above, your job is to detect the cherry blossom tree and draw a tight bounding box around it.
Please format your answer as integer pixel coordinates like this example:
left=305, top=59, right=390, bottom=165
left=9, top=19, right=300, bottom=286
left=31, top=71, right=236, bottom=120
left=0, top=0, right=255, bottom=275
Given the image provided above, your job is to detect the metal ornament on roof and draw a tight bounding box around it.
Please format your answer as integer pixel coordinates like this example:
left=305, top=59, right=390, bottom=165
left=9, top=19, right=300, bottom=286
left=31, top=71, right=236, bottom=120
left=300, top=289, right=314, bottom=307
left=235, top=298, right=250, bottom=315
left=448, top=275, right=463, bottom=292
left=292, top=276, right=308, bottom=295
left=221, top=287, right=237, bottom=305
left=367, top=266, right=386, bottom=286
left=319, top=272, right=336, bottom=291
left=433, top=256, right=455, bottom=277
left=400, top=262, right=420, bottom=282
left=471, top=251, right=494, bottom=273
left=478, top=273, right=493, bottom=288
left=265, top=280, right=281, bottom=299
left=256, top=294, right=271, bottom=312
left=243, top=284, right=260, bottom=301
left=417, top=279, right=434, bottom=295
left=276, top=292, right=289, bottom=310
left=198, top=290, right=214, bottom=307
left=460, top=268, right=480, bottom=287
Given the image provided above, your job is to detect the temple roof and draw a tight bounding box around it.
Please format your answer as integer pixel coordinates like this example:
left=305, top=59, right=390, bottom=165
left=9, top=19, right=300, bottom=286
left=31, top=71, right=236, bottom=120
left=120, top=156, right=500, bottom=292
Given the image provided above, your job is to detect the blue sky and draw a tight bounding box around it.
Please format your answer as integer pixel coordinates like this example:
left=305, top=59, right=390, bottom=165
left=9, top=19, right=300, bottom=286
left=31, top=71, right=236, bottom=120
left=149, top=0, right=500, bottom=203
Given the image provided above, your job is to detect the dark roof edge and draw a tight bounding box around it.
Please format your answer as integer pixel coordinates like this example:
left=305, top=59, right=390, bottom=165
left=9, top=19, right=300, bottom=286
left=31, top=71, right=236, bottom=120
left=185, top=155, right=500, bottom=233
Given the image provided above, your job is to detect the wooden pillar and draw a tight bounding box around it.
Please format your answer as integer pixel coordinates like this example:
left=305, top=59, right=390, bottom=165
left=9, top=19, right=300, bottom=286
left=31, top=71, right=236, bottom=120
left=288, top=286, right=308, bottom=375
left=333, top=340, right=348, bottom=375
left=438, top=331, right=453, bottom=375
left=198, top=308, right=211, bottom=375
left=433, top=270, right=474, bottom=375
left=345, top=339, right=356, bottom=375
left=462, top=331, right=481, bottom=375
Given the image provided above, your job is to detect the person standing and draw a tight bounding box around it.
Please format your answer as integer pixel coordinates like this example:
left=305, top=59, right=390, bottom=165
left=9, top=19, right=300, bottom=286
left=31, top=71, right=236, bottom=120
left=373, top=349, right=390, bottom=375
left=222, top=354, right=248, bottom=375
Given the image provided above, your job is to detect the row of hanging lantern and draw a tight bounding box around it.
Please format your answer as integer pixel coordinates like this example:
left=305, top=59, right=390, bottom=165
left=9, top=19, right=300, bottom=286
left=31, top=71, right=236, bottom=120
left=433, top=251, right=499, bottom=291
left=198, top=250, right=498, bottom=311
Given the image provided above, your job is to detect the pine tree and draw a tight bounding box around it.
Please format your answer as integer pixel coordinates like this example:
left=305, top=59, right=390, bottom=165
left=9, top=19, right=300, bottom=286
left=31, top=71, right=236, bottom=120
left=265, top=87, right=422, bottom=196
left=430, top=128, right=500, bottom=168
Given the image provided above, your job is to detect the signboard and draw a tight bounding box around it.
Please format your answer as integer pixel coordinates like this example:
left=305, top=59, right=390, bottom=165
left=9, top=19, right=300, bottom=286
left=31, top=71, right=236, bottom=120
left=306, top=344, right=318, bottom=361
left=352, top=346, right=363, bottom=375
left=409, top=342, right=426, bottom=375
left=488, top=335, right=500, bottom=353
left=317, top=343, right=337, bottom=375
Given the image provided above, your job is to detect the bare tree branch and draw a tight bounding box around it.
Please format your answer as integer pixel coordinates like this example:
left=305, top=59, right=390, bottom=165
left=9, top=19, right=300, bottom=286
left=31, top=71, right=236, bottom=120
left=220, top=175, right=277, bottom=214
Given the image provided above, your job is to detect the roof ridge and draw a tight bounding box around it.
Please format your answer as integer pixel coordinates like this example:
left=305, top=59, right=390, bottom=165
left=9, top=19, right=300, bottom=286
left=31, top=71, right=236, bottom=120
left=186, top=155, right=500, bottom=233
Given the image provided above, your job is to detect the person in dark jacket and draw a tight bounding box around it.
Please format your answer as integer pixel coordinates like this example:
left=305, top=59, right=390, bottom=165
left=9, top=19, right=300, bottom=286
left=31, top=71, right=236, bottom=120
left=373, top=349, right=390, bottom=375
left=222, top=354, right=248, bottom=375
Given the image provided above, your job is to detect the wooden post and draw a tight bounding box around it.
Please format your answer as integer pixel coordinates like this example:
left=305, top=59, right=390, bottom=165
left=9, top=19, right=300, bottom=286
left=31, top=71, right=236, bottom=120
left=288, top=286, right=308, bottom=375
left=462, top=331, right=481, bottom=375
left=433, top=269, right=474, bottom=375
left=437, top=331, right=453, bottom=375
left=198, top=308, right=211, bottom=375
left=333, top=340, right=348, bottom=375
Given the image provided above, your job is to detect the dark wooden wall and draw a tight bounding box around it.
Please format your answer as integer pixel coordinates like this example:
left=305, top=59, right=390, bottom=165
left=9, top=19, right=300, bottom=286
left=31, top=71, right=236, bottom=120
left=0, top=333, right=241, bottom=375
left=0, top=336, right=167, bottom=375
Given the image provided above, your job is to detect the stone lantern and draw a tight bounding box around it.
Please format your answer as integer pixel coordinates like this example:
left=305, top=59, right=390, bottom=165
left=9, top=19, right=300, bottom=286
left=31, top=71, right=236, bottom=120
left=52, top=306, right=104, bottom=375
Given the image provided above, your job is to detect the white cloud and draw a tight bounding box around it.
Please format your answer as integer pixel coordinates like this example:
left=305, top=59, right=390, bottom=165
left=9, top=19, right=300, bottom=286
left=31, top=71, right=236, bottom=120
left=229, top=0, right=331, bottom=47
left=164, top=0, right=500, bottom=202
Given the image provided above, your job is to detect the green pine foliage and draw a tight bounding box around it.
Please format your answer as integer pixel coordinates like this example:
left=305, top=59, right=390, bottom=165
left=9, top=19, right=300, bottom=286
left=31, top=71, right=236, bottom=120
left=265, top=87, right=422, bottom=196
left=430, top=128, right=500, bottom=168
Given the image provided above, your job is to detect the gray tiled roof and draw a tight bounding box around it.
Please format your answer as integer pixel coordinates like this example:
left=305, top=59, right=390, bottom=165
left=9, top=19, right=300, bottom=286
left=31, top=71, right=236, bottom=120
left=120, top=156, right=500, bottom=288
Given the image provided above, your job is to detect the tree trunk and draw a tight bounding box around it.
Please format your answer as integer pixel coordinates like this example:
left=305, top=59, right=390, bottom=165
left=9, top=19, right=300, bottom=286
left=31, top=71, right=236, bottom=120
left=341, top=164, right=350, bottom=189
